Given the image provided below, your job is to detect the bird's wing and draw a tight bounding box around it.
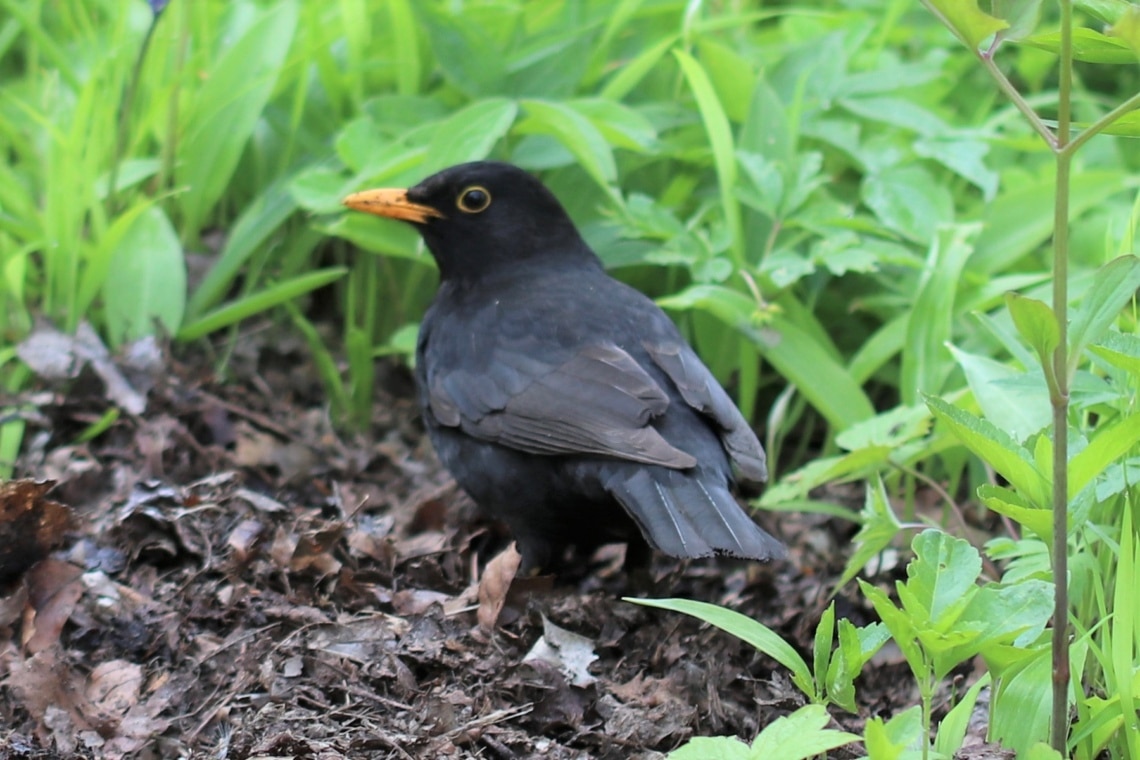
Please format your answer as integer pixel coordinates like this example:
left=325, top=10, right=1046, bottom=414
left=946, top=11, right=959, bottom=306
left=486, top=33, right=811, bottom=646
left=643, top=340, right=768, bottom=482
left=427, top=342, right=698, bottom=469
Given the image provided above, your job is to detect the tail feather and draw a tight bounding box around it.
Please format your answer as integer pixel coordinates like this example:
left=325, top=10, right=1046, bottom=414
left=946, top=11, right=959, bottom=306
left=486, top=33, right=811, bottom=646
left=606, top=468, right=785, bottom=561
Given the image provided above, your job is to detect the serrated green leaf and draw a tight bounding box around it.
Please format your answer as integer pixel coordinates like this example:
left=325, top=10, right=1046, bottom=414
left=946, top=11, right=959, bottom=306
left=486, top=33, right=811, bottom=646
left=947, top=345, right=1051, bottom=442
left=978, top=484, right=1053, bottom=541
left=926, top=396, right=1050, bottom=507
left=834, top=476, right=902, bottom=592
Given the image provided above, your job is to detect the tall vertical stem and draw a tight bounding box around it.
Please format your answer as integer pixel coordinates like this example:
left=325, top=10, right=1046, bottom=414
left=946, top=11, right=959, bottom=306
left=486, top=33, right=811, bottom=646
left=1050, top=0, right=1073, bottom=752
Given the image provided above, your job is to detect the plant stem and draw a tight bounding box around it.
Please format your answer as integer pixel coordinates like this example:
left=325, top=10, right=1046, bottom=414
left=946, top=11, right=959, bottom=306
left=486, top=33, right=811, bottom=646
left=1050, top=1, right=1074, bottom=753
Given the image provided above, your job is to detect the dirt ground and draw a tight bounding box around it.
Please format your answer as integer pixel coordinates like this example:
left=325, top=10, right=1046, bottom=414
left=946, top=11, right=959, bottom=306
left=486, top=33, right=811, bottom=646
left=0, top=323, right=956, bottom=759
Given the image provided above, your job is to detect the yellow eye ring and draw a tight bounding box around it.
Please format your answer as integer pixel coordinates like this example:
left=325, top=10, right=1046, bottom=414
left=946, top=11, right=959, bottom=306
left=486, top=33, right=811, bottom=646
left=457, top=186, right=492, bottom=213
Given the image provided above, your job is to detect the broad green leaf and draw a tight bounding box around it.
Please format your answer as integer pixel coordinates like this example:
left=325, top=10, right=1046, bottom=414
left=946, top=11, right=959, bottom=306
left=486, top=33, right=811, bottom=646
left=1085, top=108, right=1140, bottom=137
left=599, top=34, right=677, bottom=101
left=518, top=100, right=616, bottom=188
left=177, top=2, right=299, bottom=237
left=1069, top=412, right=1140, bottom=497
left=1005, top=292, right=1060, bottom=367
left=923, top=0, right=1009, bottom=49
left=863, top=706, right=924, bottom=760
left=906, top=530, right=982, bottom=629
left=994, top=0, right=1043, bottom=41
left=1069, top=255, right=1140, bottom=371
left=1109, top=6, right=1140, bottom=56
left=322, top=214, right=427, bottom=262
left=412, top=4, right=507, bottom=96
left=1021, top=27, right=1137, bottom=63
left=988, top=647, right=1053, bottom=754
left=668, top=737, right=750, bottom=760
left=979, top=484, right=1053, bottom=541
left=1076, top=0, right=1131, bottom=24
left=423, top=98, right=518, bottom=173
left=974, top=171, right=1128, bottom=274
left=902, top=225, right=976, bottom=403
left=946, top=345, right=1051, bottom=441
left=747, top=704, right=860, bottom=760
left=570, top=99, right=658, bottom=152
left=861, top=165, right=955, bottom=244
left=926, top=396, right=1050, bottom=507
left=103, top=207, right=186, bottom=347
left=1089, top=331, right=1140, bottom=379
left=628, top=598, right=816, bottom=700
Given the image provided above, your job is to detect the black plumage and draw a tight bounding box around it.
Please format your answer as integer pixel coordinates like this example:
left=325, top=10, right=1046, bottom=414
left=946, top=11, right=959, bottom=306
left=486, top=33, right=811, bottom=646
left=344, top=161, right=785, bottom=572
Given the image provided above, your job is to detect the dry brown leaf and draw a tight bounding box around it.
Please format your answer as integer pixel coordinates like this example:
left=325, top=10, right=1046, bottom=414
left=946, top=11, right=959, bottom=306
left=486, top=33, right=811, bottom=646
left=21, top=559, right=84, bottom=653
left=477, top=543, right=521, bottom=631
left=0, top=480, right=75, bottom=583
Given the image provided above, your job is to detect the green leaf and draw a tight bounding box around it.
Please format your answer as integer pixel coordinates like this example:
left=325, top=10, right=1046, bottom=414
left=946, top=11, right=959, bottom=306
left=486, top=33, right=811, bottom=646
left=188, top=181, right=298, bottom=321
left=668, top=737, right=750, bottom=760
left=934, top=673, right=992, bottom=756
left=628, top=598, right=816, bottom=701
left=861, top=165, right=955, bottom=244
left=978, top=484, right=1053, bottom=542
left=1069, top=412, right=1140, bottom=498
left=103, top=207, right=186, bottom=347
left=946, top=345, right=1051, bottom=441
left=674, top=48, right=743, bottom=266
left=518, top=100, right=616, bottom=188
left=1021, top=27, right=1138, bottom=63
left=863, top=706, right=924, bottom=760
left=747, top=704, right=860, bottom=760
left=1005, top=292, right=1060, bottom=368
left=906, top=530, right=981, bottom=629
left=812, top=603, right=835, bottom=700
left=974, top=171, right=1128, bottom=274
left=834, top=476, right=902, bottom=592
left=902, top=225, right=976, bottom=403
left=423, top=98, right=518, bottom=173
left=923, top=0, right=1009, bottom=49
left=1069, top=255, right=1140, bottom=373
left=926, top=396, right=1050, bottom=507
left=1089, top=331, right=1140, bottom=379
left=177, top=268, right=348, bottom=341
left=994, top=0, right=1043, bottom=41
left=177, top=2, right=299, bottom=237
left=1109, top=6, right=1140, bottom=57
left=859, top=580, right=928, bottom=681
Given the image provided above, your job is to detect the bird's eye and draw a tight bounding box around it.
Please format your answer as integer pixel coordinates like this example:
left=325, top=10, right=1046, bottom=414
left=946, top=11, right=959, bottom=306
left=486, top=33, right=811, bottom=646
left=457, top=186, right=491, bottom=213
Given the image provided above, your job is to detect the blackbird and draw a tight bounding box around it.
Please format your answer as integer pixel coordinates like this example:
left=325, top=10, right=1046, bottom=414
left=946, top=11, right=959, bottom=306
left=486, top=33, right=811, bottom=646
left=343, top=161, right=785, bottom=572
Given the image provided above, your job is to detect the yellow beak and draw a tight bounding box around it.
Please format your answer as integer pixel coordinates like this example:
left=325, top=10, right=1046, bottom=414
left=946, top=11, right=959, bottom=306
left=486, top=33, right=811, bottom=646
left=342, top=188, right=443, bottom=224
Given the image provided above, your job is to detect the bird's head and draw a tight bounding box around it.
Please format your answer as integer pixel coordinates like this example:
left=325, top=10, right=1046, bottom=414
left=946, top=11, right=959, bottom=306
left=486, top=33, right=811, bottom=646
left=343, top=161, right=594, bottom=283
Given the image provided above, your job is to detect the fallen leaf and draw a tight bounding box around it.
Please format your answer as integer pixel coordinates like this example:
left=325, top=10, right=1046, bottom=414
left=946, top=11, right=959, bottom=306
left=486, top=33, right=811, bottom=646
left=477, top=543, right=521, bottom=631
left=523, top=615, right=598, bottom=688
left=0, top=480, right=75, bottom=583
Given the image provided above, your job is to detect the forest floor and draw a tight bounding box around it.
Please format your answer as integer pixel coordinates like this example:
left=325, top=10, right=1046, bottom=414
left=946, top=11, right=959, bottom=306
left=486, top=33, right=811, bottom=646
left=0, top=323, right=979, bottom=759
